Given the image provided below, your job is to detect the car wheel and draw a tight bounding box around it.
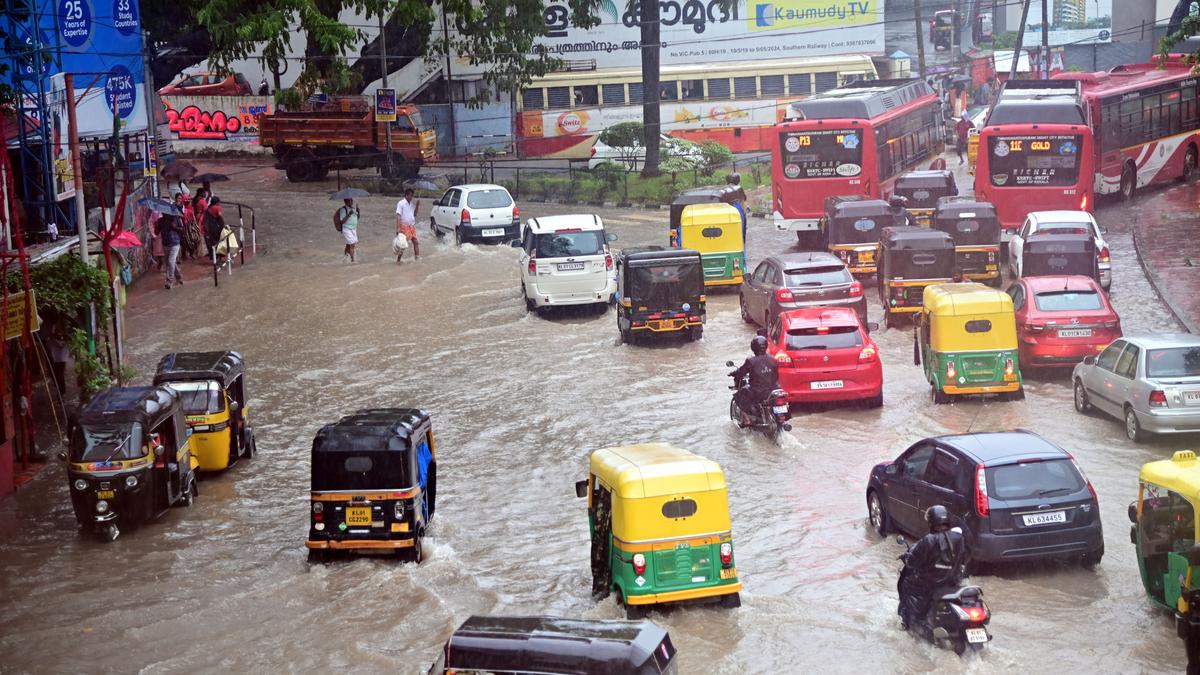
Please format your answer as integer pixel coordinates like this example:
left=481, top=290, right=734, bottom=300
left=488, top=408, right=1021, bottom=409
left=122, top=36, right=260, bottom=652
left=1125, top=406, right=1147, bottom=443
left=522, top=285, right=535, bottom=311
left=866, top=392, right=883, bottom=409
left=430, top=217, right=440, bottom=237
left=1081, top=547, right=1104, bottom=569
left=1183, top=146, right=1198, bottom=183
left=739, top=294, right=754, bottom=324
left=453, top=226, right=463, bottom=247
left=1120, top=164, right=1136, bottom=201
left=1073, top=379, right=1092, bottom=413
left=867, top=489, right=891, bottom=536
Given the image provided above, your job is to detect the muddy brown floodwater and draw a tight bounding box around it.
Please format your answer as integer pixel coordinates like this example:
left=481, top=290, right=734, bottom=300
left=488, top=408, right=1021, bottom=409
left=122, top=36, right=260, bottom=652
left=0, top=164, right=1196, bottom=674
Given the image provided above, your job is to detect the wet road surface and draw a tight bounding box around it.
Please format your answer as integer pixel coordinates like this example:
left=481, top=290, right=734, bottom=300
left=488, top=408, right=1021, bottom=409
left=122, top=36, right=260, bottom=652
left=0, top=162, right=1196, bottom=673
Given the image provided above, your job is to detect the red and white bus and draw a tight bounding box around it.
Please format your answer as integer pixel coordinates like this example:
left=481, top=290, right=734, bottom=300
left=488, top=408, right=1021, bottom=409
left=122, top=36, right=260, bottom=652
left=771, top=79, right=944, bottom=247
left=973, top=80, right=1095, bottom=236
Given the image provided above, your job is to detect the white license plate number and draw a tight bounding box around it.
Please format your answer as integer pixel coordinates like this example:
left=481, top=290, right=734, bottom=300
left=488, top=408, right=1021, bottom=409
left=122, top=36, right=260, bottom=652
left=811, top=380, right=844, bottom=390
left=772, top=405, right=789, bottom=413
left=557, top=262, right=585, bottom=271
left=965, top=628, right=988, bottom=643
left=1022, top=511, right=1067, bottom=526
left=1057, top=328, right=1092, bottom=338
left=1185, top=391, right=1200, bottom=405
left=481, top=228, right=505, bottom=237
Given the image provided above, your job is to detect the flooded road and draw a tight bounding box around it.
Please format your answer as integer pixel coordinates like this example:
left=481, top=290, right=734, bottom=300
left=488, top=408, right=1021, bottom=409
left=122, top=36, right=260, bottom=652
left=1, top=164, right=1196, bottom=673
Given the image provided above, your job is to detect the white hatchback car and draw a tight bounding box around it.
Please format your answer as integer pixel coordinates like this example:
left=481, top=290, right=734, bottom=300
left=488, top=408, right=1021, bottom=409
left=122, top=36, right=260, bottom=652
left=588, top=135, right=704, bottom=171
left=1009, top=210, right=1111, bottom=289
left=429, top=184, right=520, bottom=245
left=516, top=215, right=617, bottom=311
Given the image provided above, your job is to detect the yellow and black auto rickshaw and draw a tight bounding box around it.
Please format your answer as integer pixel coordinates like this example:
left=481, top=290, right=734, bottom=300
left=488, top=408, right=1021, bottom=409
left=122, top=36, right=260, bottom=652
left=932, top=197, right=1002, bottom=286
left=63, top=386, right=198, bottom=542
left=892, top=170, right=958, bottom=226
left=154, top=350, right=256, bottom=471
left=615, top=246, right=705, bottom=344
left=877, top=226, right=956, bottom=328
left=306, top=408, right=437, bottom=563
left=819, top=196, right=903, bottom=276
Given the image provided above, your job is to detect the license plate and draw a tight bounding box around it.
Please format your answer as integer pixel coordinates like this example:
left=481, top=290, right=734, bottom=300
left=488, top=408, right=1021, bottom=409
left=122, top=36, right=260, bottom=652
left=772, top=405, right=789, bottom=413
left=345, top=507, right=372, bottom=526
left=557, top=262, right=585, bottom=271
left=481, top=228, right=504, bottom=237
left=811, top=380, right=844, bottom=390
left=719, top=567, right=737, bottom=580
left=1057, top=328, right=1093, bottom=338
left=96, top=490, right=114, bottom=499
left=1022, top=510, right=1066, bottom=526
left=965, top=628, right=988, bottom=643
left=858, top=251, right=875, bottom=262
left=1185, top=391, right=1200, bottom=405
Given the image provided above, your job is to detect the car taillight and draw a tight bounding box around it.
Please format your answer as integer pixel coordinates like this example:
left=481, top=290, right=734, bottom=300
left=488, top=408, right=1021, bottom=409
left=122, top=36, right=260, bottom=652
left=859, top=345, right=877, bottom=361
left=632, top=553, right=646, bottom=575
left=975, top=464, right=989, bottom=516
left=1098, top=246, right=1110, bottom=263
left=774, top=351, right=792, bottom=365
left=605, top=253, right=613, bottom=270
left=688, top=315, right=701, bottom=322
left=590, top=146, right=596, bottom=156
left=946, top=359, right=957, bottom=380
left=1150, top=390, right=1168, bottom=407
left=719, top=542, right=733, bottom=567
left=1004, top=358, right=1014, bottom=377
left=460, top=209, right=471, bottom=225
left=1068, top=453, right=1098, bottom=505
left=964, top=606, right=988, bottom=623
left=849, top=281, right=863, bottom=297
left=528, top=257, right=537, bottom=275
left=512, top=205, right=520, bottom=219
left=733, top=257, right=742, bottom=272
left=775, top=288, right=794, bottom=303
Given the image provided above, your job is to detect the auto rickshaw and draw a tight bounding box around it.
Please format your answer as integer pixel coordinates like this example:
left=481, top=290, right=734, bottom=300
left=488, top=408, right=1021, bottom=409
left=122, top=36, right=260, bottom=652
left=914, top=283, right=1023, bottom=403
left=1021, top=233, right=1099, bottom=283
left=892, top=170, right=957, bottom=226
left=575, top=443, right=741, bottom=618
left=676, top=203, right=745, bottom=287
left=426, top=616, right=678, bottom=674
left=305, top=408, right=437, bottom=563
left=63, top=386, right=199, bottom=542
left=153, top=350, right=256, bottom=471
left=1130, top=450, right=1200, bottom=664
left=820, top=196, right=902, bottom=275
left=669, top=184, right=744, bottom=247
left=877, top=226, right=956, bottom=328
left=930, top=9, right=960, bottom=50
left=615, top=246, right=705, bottom=344
left=933, top=197, right=1002, bottom=286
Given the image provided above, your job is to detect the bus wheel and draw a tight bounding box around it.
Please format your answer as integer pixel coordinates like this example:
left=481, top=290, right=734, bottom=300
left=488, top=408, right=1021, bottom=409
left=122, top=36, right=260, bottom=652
left=1184, top=146, right=1198, bottom=183
left=1119, top=164, right=1136, bottom=201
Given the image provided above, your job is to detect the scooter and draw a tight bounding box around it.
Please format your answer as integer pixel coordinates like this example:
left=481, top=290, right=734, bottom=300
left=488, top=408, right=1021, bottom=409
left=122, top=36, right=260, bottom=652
left=897, top=534, right=991, bottom=655
left=726, top=362, right=792, bottom=440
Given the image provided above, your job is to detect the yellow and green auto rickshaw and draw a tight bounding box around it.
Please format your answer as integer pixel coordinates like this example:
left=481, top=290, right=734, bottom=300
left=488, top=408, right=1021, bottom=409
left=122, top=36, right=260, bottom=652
left=575, top=443, right=742, bottom=618
left=1130, top=450, right=1200, bottom=662
left=306, top=408, right=437, bottom=563
left=676, top=203, right=745, bottom=288
left=154, top=351, right=256, bottom=471
left=63, top=386, right=199, bottom=542
left=914, top=283, right=1023, bottom=403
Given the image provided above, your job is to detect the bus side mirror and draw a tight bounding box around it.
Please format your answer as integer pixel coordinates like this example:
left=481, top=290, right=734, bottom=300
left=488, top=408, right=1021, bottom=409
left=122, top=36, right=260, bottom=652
left=575, top=480, right=588, bottom=499
left=1128, top=501, right=1138, bottom=524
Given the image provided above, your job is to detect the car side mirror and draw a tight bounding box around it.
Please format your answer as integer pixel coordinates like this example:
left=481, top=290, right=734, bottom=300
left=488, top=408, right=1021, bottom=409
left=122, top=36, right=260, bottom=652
left=575, top=479, right=588, bottom=499
left=725, top=361, right=734, bottom=367
left=57, top=451, right=67, bottom=462
left=510, top=240, right=521, bottom=248
left=885, top=463, right=898, bottom=475
left=1083, top=355, right=1096, bottom=366
left=867, top=321, right=879, bottom=332
left=895, top=535, right=907, bottom=546
left=1128, top=501, right=1138, bottom=524
left=606, top=232, right=618, bottom=242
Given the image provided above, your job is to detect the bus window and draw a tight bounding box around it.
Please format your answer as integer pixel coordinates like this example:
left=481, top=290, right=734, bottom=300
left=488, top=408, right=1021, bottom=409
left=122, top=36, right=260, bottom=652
left=660, top=81, right=679, bottom=101
left=707, top=78, right=730, bottom=99
left=574, top=85, right=599, bottom=106
left=628, top=82, right=644, bottom=103
left=734, top=76, right=756, bottom=98
left=815, top=72, right=838, bottom=93
left=1142, top=94, right=1161, bottom=138
left=1164, top=90, right=1182, bottom=135
left=789, top=73, right=812, bottom=96
left=522, top=89, right=545, bottom=111
left=1119, top=98, right=1141, bottom=146
left=681, top=79, right=704, bottom=100
left=761, top=75, right=785, bottom=96
left=1184, top=85, right=1198, bottom=128
left=547, top=86, right=571, bottom=109
left=602, top=83, right=625, bottom=105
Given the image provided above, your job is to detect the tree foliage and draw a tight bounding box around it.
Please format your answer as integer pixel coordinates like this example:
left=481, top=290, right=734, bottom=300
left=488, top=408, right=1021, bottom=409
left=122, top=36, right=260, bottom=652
left=1160, top=13, right=1200, bottom=67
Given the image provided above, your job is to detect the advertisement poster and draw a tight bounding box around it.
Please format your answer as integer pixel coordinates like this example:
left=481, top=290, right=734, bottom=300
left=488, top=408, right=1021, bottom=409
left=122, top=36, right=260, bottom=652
left=536, top=99, right=782, bottom=138
left=144, top=137, right=157, bottom=177
left=1011, top=0, right=1112, bottom=46
left=45, top=81, right=76, bottom=201
left=376, top=89, right=397, bottom=123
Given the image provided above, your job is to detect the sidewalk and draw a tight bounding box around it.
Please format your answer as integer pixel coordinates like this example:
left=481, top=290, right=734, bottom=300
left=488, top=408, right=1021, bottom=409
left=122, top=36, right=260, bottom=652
left=1131, top=188, right=1200, bottom=334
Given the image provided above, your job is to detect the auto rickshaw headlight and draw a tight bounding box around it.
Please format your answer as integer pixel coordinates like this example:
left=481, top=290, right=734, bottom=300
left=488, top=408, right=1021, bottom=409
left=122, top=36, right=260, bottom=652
left=125, top=475, right=138, bottom=488
left=394, top=502, right=405, bottom=519
left=95, top=500, right=109, bottom=514
left=73, top=479, right=88, bottom=491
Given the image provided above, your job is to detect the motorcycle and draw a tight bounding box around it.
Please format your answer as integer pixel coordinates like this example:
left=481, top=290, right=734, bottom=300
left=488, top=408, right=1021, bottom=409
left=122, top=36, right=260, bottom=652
left=725, top=361, right=792, bottom=440
left=896, top=534, right=991, bottom=655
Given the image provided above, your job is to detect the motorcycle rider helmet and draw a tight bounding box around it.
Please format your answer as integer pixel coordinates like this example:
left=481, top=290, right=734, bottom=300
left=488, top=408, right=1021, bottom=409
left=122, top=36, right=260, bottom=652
left=750, top=335, right=768, bottom=355
left=925, top=504, right=951, bottom=532
left=726, top=172, right=742, bottom=186
left=889, top=195, right=908, bottom=209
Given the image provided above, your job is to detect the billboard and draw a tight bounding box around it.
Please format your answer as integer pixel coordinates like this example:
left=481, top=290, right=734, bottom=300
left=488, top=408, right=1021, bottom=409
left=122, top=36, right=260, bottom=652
left=1013, top=0, right=1112, bottom=46
left=452, top=0, right=884, bottom=75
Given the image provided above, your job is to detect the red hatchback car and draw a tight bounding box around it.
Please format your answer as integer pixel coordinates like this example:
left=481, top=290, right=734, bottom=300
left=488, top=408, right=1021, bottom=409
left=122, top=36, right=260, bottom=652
left=1007, top=275, right=1121, bottom=368
left=767, top=307, right=883, bottom=407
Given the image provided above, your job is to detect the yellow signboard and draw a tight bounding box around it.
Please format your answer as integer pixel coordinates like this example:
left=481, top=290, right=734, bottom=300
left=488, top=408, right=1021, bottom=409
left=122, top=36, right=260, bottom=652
left=1, top=290, right=40, bottom=341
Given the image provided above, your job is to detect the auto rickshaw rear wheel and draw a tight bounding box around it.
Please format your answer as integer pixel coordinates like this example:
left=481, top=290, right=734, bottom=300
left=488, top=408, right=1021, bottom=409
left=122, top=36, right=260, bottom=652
left=181, top=479, right=197, bottom=507
left=720, top=592, right=742, bottom=609
left=407, top=530, right=425, bottom=564
left=931, top=385, right=950, bottom=405
left=616, top=589, right=647, bottom=620
left=688, top=326, right=703, bottom=341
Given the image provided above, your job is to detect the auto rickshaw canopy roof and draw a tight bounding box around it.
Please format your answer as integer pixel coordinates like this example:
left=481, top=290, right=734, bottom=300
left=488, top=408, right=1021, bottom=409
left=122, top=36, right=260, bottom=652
left=881, top=226, right=955, bottom=251
left=312, top=408, right=431, bottom=453
left=922, top=283, right=1014, bottom=316
left=669, top=185, right=743, bottom=229
left=79, top=386, right=181, bottom=429
left=894, top=170, right=957, bottom=194
left=922, top=283, right=1017, bottom=350
left=443, top=616, right=673, bottom=674
left=618, top=246, right=701, bottom=265
left=679, top=202, right=742, bottom=228
left=154, top=351, right=245, bottom=388
left=934, top=196, right=998, bottom=220
left=1140, top=451, right=1200, bottom=502
left=590, top=443, right=726, bottom=499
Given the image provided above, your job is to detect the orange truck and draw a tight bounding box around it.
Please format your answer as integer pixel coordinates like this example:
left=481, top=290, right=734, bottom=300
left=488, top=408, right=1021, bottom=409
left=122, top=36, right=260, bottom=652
left=258, top=105, right=437, bottom=181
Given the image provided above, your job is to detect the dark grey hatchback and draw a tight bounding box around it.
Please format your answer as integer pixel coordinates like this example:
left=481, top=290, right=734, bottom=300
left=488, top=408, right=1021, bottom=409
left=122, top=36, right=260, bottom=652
left=865, top=430, right=1104, bottom=567
left=739, top=252, right=868, bottom=329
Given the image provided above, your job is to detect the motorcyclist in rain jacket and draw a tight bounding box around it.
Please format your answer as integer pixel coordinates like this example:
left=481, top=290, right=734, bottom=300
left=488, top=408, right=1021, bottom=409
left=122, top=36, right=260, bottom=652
left=898, top=505, right=968, bottom=630
left=732, top=336, right=779, bottom=423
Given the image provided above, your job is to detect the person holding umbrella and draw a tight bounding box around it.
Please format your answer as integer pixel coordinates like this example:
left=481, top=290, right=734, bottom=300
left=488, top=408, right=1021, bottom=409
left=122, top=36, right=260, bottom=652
left=334, top=197, right=360, bottom=262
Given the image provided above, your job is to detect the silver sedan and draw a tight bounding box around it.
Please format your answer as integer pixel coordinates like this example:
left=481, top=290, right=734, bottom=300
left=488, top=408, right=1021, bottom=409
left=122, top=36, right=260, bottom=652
left=1072, top=334, right=1200, bottom=442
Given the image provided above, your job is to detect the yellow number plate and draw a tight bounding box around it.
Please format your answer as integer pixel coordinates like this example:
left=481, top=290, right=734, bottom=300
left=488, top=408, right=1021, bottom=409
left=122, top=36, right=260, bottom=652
left=719, top=567, right=737, bottom=580
left=858, top=251, right=875, bottom=262
left=96, top=490, right=114, bottom=499
left=345, top=507, right=372, bottom=526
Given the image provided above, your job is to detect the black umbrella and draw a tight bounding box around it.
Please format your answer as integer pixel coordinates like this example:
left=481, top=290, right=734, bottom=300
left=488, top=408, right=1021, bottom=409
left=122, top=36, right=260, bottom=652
left=192, top=172, right=230, bottom=184
left=329, top=187, right=370, bottom=200
left=161, top=159, right=198, bottom=182
left=137, top=196, right=183, bottom=217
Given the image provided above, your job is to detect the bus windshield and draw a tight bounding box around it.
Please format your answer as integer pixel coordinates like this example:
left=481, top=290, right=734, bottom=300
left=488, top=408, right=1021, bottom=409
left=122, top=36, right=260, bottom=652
left=779, top=129, right=863, bottom=179
left=987, top=134, right=1082, bottom=187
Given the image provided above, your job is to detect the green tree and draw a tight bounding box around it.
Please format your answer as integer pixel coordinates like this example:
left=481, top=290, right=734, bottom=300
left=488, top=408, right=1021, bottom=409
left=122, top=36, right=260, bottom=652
left=598, top=121, right=644, bottom=169
left=1160, top=9, right=1200, bottom=65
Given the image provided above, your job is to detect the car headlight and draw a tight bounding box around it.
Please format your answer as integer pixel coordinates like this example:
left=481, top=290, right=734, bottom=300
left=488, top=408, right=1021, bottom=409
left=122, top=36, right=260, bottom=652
left=125, top=474, right=138, bottom=488
left=73, top=479, right=88, bottom=491
left=95, top=500, right=109, bottom=514
left=393, top=502, right=405, bottom=519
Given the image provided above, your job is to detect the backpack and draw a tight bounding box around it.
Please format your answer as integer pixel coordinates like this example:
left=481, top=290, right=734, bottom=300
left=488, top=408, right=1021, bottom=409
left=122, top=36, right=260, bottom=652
left=333, top=207, right=344, bottom=232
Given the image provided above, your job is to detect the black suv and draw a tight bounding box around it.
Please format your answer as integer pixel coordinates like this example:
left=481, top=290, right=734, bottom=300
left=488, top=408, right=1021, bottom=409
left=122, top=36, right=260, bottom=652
left=865, top=431, right=1104, bottom=566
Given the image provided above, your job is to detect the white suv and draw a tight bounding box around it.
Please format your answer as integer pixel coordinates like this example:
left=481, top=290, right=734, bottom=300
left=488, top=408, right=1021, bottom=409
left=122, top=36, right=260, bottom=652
left=429, top=184, right=519, bottom=245
left=515, top=215, right=617, bottom=312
